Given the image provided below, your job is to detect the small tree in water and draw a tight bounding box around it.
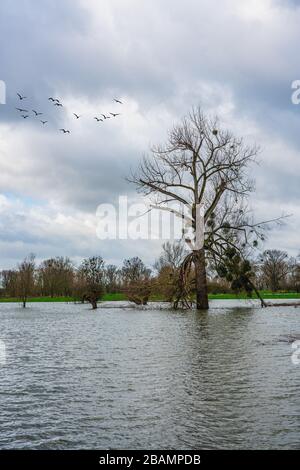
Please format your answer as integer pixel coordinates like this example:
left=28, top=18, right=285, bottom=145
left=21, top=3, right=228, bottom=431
left=154, top=242, right=190, bottom=305
left=17, top=254, right=36, bottom=308
left=80, top=256, right=105, bottom=309
left=121, top=257, right=152, bottom=305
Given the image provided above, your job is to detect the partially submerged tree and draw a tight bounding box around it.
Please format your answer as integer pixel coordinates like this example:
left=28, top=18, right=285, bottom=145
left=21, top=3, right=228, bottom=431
left=79, top=256, right=105, bottom=309
left=154, top=241, right=190, bottom=305
left=124, top=279, right=153, bottom=306
left=130, top=107, right=281, bottom=309
left=17, top=254, right=36, bottom=308
left=121, top=257, right=152, bottom=305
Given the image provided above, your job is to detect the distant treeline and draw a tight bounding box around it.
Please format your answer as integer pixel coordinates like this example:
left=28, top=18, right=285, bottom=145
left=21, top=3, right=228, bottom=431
left=0, top=243, right=299, bottom=308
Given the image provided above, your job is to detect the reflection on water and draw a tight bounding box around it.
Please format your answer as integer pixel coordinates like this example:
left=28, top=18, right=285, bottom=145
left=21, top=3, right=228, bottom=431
left=0, top=301, right=299, bottom=449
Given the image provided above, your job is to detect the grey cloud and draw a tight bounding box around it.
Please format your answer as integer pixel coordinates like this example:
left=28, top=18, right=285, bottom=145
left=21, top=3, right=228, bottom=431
left=0, top=0, right=299, bottom=265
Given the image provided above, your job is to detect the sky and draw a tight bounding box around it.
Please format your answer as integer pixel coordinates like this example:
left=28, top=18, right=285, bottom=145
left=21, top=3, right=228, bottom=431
left=0, top=0, right=299, bottom=269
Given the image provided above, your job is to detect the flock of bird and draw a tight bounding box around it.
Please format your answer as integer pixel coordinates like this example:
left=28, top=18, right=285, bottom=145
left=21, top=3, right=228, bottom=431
left=14, top=92, right=123, bottom=134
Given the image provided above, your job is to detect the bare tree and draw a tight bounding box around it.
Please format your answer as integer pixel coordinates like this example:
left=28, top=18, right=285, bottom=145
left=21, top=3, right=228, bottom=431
left=288, top=255, right=300, bottom=292
left=79, top=256, right=105, bottom=309
left=121, top=257, right=151, bottom=285
left=259, top=250, right=290, bottom=292
left=130, top=107, right=280, bottom=309
left=72, top=269, right=87, bottom=303
left=154, top=241, right=188, bottom=272
left=1, top=270, right=18, bottom=298
left=121, top=257, right=152, bottom=305
left=17, top=254, right=36, bottom=308
left=105, top=264, right=120, bottom=293
left=38, top=257, right=74, bottom=297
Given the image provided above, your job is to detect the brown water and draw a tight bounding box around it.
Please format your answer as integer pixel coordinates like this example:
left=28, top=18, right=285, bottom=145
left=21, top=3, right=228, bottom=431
left=0, top=300, right=299, bottom=449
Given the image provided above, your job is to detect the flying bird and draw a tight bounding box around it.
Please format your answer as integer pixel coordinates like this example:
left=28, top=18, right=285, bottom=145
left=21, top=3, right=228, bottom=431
left=101, top=114, right=110, bottom=120
left=49, top=97, right=61, bottom=104
left=17, top=93, right=27, bottom=100
left=94, top=117, right=103, bottom=122
left=21, top=115, right=29, bottom=119
left=114, top=98, right=123, bottom=104
left=59, top=129, right=70, bottom=134
left=110, top=112, right=121, bottom=117
left=16, top=107, right=28, bottom=113
left=54, top=102, right=63, bottom=107
left=32, top=110, right=43, bottom=116
left=41, top=120, right=48, bottom=125
left=73, top=113, right=81, bottom=119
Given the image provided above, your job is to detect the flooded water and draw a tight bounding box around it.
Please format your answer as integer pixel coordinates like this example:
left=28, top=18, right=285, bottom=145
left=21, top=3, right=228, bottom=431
left=0, top=300, right=299, bottom=449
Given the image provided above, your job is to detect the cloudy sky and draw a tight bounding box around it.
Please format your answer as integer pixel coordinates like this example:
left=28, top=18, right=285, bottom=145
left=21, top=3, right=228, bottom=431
left=0, top=0, right=299, bottom=269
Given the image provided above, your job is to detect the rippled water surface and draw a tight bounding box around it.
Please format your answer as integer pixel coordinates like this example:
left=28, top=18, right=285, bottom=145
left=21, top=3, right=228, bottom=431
left=0, top=300, right=299, bottom=449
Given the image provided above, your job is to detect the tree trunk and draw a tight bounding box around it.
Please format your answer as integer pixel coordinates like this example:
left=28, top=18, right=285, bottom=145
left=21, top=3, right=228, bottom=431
left=265, top=302, right=300, bottom=307
left=248, top=280, right=267, bottom=308
left=194, top=248, right=209, bottom=310
left=83, top=293, right=98, bottom=310
left=90, top=297, right=98, bottom=309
